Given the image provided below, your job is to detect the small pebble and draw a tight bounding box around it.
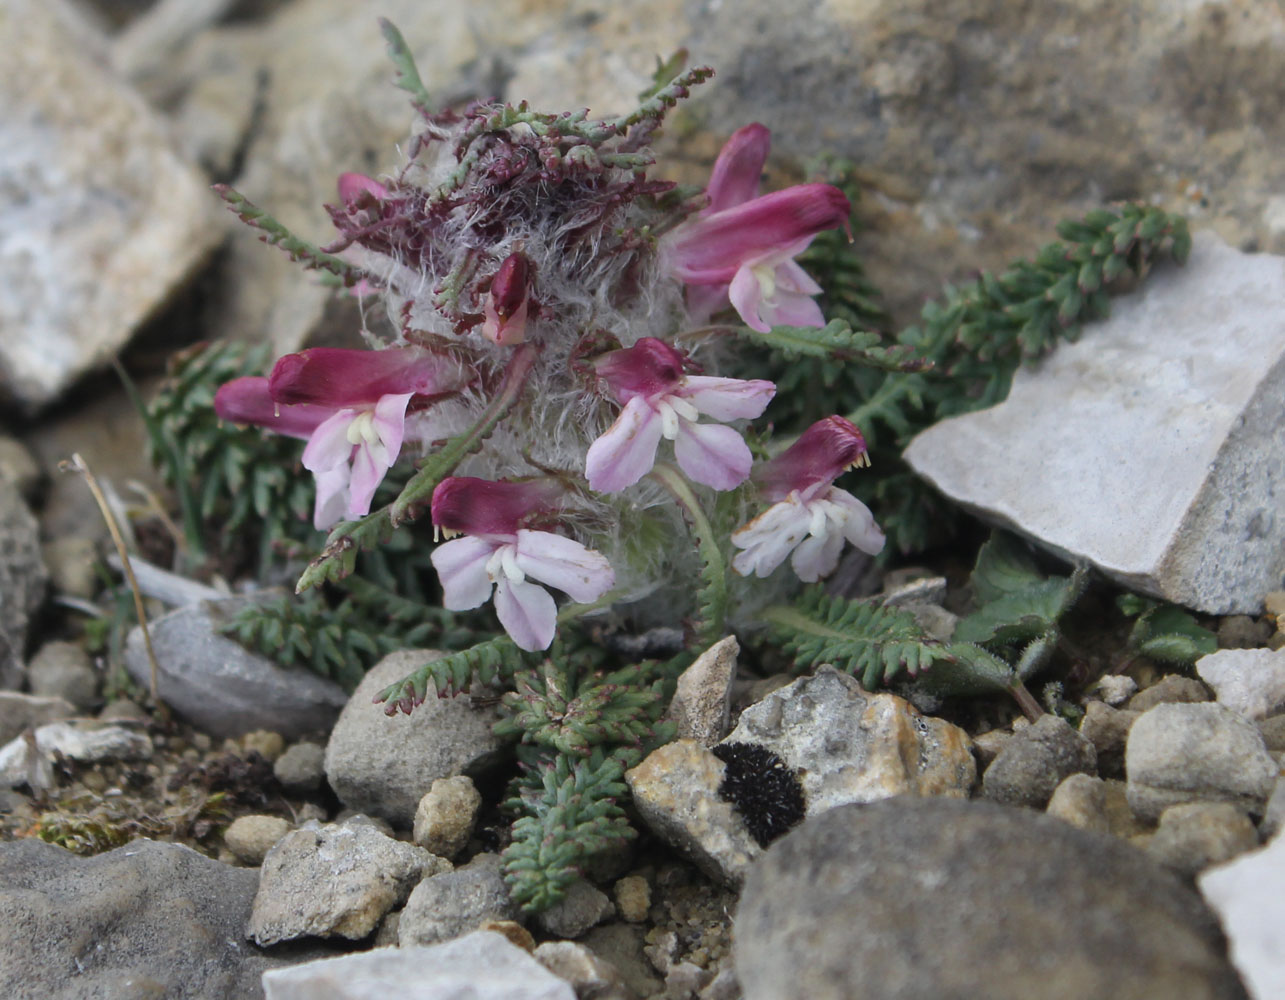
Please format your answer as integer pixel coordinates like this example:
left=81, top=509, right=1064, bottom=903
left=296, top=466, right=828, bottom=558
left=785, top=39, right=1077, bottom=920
left=1258, top=715, right=1285, bottom=753
left=1147, top=802, right=1259, bottom=879
left=27, top=641, right=98, bottom=712
left=223, top=814, right=291, bottom=865
left=478, top=919, right=535, bottom=952
left=240, top=730, right=285, bottom=763
left=1127, top=674, right=1210, bottom=713
left=970, top=729, right=1011, bottom=768
left=413, top=775, right=482, bottom=859
left=97, top=700, right=148, bottom=723
left=1091, top=674, right=1137, bottom=707
left=1265, top=591, right=1285, bottom=621
left=982, top=715, right=1096, bottom=809
left=273, top=741, right=326, bottom=793
left=1078, top=701, right=1138, bottom=778
left=535, top=880, right=615, bottom=939
left=79, top=769, right=108, bottom=794
left=41, top=537, right=99, bottom=599
left=534, top=940, right=632, bottom=1000
left=614, top=875, right=651, bottom=923
left=1045, top=773, right=1109, bottom=833
left=1216, top=614, right=1272, bottom=650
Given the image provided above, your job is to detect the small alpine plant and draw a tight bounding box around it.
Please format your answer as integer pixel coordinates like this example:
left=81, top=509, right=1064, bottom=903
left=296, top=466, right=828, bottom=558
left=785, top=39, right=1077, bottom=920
left=214, top=31, right=887, bottom=656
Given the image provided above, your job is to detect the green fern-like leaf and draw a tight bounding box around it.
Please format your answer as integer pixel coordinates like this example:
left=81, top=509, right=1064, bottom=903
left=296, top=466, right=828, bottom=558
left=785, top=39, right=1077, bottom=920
left=213, top=185, right=365, bottom=285
left=501, top=747, right=638, bottom=913
left=762, top=587, right=954, bottom=689
left=378, top=17, right=432, bottom=110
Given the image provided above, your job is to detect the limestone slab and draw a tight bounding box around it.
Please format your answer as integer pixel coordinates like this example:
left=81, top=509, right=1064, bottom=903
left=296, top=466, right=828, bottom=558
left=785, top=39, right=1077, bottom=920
left=904, top=233, right=1285, bottom=614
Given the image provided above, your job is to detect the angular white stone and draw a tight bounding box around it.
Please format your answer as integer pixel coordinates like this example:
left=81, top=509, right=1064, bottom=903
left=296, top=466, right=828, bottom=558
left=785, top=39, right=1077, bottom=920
left=1196, top=647, right=1285, bottom=721
left=262, top=933, right=575, bottom=1000
left=1199, top=831, right=1285, bottom=1000
left=0, top=0, right=219, bottom=411
left=904, top=232, right=1285, bottom=614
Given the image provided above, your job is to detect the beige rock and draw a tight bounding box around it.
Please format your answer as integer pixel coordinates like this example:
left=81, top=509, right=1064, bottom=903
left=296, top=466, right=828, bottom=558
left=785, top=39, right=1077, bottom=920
left=665, top=636, right=738, bottom=746
left=240, top=730, right=286, bottom=763
left=1079, top=701, right=1139, bottom=779
left=626, top=740, right=762, bottom=887
left=0, top=0, right=219, bottom=411
left=614, top=874, right=651, bottom=923
left=1147, top=802, right=1259, bottom=879
left=1128, top=675, right=1211, bottom=713
left=224, top=814, right=292, bottom=866
left=1046, top=773, right=1109, bottom=834
left=413, top=775, right=482, bottom=860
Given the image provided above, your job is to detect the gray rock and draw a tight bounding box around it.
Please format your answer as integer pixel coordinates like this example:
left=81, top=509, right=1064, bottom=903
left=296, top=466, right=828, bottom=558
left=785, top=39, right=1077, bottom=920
left=412, top=775, right=482, bottom=860
left=273, top=741, right=326, bottom=794
left=1079, top=700, right=1139, bottom=778
left=0, top=0, right=218, bottom=412
left=982, top=714, right=1097, bottom=808
left=580, top=924, right=662, bottom=1000
left=0, top=837, right=319, bottom=999
left=722, top=666, right=976, bottom=813
left=1126, top=702, right=1279, bottom=822
left=904, top=233, right=1285, bottom=615
left=325, top=650, right=504, bottom=828
left=1046, top=772, right=1110, bottom=834
left=1129, top=674, right=1213, bottom=713
left=665, top=636, right=738, bottom=746
left=735, top=798, right=1248, bottom=1000
left=626, top=740, right=763, bottom=886
left=1148, top=803, right=1260, bottom=879
left=262, top=932, right=576, bottom=1000
left=1261, top=778, right=1285, bottom=842
left=534, top=880, right=615, bottom=940
left=0, top=692, right=76, bottom=746
left=1258, top=714, right=1285, bottom=752
left=124, top=596, right=350, bottom=741
left=248, top=816, right=449, bottom=946
left=1215, top=614, right=1273, bottom=650
left=534, top=941, right=635, bottom=1000
left=1197, top=648, right=1285, bottom=721
left=27, top=641, right=98, bottom=712
left=1092, top=673, right=1139, bottom=707
left=1199, top=830, right=1285, bottom=1000
left=398, top=853, right=520, bottom=948
left=0, top=479, right=46, bottom=689
left=224, top=815, right=293, bottom=867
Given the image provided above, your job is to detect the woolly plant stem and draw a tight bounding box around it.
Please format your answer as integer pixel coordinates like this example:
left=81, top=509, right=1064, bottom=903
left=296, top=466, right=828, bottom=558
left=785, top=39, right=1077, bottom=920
left=648, top=463, right=727, bottom=646
left=391, top=344, right=538, bottom=525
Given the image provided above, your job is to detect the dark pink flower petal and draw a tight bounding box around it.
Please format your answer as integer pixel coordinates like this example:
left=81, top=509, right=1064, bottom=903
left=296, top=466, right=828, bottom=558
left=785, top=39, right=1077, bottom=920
left=269, top=347, right=469, bottom=408
left=337, top=172, right=388, bottom=205
left=214, top=376, right=333, bottom=439
left=430, top=477, right=564, bottom=538
left=705, top=123, right=770, bottom=213
left=755, top=416, right=871, bottom=502
left=668, top=184, right=850, bottom=284
left=594, top=338, right=688, bottom=403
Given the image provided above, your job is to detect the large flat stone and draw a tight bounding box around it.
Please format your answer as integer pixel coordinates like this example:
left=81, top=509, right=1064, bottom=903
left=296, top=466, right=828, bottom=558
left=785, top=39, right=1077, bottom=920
left=0, top=0, right=219, bottom=411
left=904, top=233, right=1285, bottom=614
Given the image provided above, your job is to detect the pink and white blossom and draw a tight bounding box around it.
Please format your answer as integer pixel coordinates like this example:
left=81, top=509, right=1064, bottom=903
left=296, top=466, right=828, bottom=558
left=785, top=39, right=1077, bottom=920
left=666, top=123, right=848, bottom=332
left=429, top=477, right=615, bottom=651
left=216, top=347, right=471, bottom=530
left=584, top=338, right=774, bottom=493
left=731, top=416, right=885, bottom=582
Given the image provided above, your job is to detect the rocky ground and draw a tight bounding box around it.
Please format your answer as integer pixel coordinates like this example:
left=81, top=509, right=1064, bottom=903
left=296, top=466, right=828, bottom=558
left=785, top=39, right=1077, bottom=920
left=3, top=1, right=1285, bottom=999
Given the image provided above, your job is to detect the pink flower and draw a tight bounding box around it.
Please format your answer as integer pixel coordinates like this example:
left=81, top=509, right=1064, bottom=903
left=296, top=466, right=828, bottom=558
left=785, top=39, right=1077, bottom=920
left=430, top=477, right=615, bottom=651
left=666, top=123, right=848, bottom=332
left=584, top=338, right=775, bottom=493
left=216, top=347, right=471, bottom=530
left=481, top=253, right=531, bottom=346
left=731, top=416, right=885, bottom=582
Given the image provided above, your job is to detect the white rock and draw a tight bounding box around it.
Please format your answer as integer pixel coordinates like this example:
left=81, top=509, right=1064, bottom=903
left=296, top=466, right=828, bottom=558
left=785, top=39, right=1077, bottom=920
left=904, top=232, right=1285, bottom=614
left=1199, top=831, right=1285, bottom=1000
left=262, top=932, right=576, bottom=1000
left=722, top=666, right=976, bottom=814
left=1197, top=648, right=1285, bottom=721
left=665, top=636, right=738, bottom=746
left=0, top=722, right=152, bottom=787
left=0, top=0, right=219, bottom=411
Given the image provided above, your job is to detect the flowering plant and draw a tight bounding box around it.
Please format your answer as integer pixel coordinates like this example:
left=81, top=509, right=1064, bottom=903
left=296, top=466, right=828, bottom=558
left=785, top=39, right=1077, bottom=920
left=194, top=22, right=1190, bottom=912
left=213, top=31, right=896, bottom=662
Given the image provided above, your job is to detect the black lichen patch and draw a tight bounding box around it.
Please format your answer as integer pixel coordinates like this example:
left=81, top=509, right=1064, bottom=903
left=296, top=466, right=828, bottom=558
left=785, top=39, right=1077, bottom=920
left=711, top=742, right=807, bottom=849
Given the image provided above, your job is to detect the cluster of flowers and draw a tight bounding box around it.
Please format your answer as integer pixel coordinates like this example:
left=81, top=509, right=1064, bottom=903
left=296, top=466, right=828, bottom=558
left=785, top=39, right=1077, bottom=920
left=216, top=116, right=885, bottom=651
